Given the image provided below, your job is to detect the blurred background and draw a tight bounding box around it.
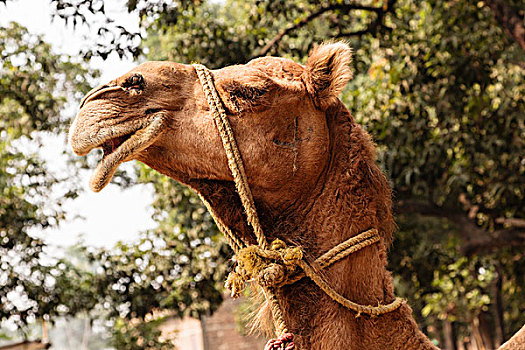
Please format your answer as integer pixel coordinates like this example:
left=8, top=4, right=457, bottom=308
left=0, top=0, right=524, bottom=349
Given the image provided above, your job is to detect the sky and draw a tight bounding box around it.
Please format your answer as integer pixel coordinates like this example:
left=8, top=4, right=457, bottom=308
left=1, top=0, right=157, bottom=248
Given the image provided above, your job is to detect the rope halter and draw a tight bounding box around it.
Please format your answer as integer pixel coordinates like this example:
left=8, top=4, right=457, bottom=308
left=192, top=63, right=405, bottom=348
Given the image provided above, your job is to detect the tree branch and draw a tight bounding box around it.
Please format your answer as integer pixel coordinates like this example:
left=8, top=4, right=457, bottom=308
left=459, top=228, right=525, bottom=255
left=495, top=217, right=525, bottom=228
left=337, top=0, right=396, bottom=39
left=484, top=0, right=525, bottom=52
left=395, top=199, right=525, bottom=255
left=254, top=3, right=390, bottom=58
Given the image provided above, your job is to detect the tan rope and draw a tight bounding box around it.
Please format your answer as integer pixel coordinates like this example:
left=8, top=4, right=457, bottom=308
left=225, top=234, right=404, bottom=316
left=193, top=64, right=287, bottom=338
left=192, top=63, right=405, bottom=340
left=225, top=239, right=303, bottom=298
left=266, top=287, right=289, bottom=335
left=298, top=259, right=405, bottom=317
left=279, top=229, right=381, bottom=286
left=193, top=64, right=268, bottom=250
left=315, top=228, right=380, bottom=268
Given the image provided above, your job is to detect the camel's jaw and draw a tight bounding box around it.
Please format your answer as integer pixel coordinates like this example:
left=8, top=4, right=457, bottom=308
left=69, top=104, right=167, bottom=192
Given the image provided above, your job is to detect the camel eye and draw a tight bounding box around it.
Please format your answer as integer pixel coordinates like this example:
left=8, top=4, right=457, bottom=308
left=222, top=80, right=270, bottom=113
left=123, top=74, right=144, bottom=89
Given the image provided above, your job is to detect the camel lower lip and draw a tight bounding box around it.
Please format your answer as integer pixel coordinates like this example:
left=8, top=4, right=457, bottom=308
left=89, top=135, right=136, bottom=192
left=89, top=115, right=167, bottom=192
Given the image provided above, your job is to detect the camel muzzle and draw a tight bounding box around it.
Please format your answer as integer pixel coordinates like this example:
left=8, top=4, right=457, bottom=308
left=69, top=85, right=168, bottom=192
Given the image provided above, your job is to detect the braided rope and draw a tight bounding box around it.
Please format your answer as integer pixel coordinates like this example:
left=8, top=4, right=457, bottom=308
left=316, top=228, right=380, bottom=268
left=279, top=229, right=380, bottom=286
left=298, top=259, right=405, bottom=316
left=192, top=63, right=405, bottom=343
left=193, top=64, right=268, bottom=250
left=193, top=64, right=288, bottom=339
left=266, top=287, right=289, bottom=335
left=225, top=233, right=404, bottom=316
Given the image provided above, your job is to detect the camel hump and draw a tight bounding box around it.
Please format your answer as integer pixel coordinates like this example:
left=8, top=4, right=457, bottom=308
left=302, top=41, right=353, bottom=110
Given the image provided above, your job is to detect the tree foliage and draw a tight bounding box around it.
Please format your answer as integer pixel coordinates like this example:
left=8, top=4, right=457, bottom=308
left=342, top=2, right=524, bottom=344
left=77, top=168, right=230, bottom=347
left=88, top=173, right=229, bottom=321
left=2, top=0, right=524, bottom=348
left=0, top=22, right=97, bottom=334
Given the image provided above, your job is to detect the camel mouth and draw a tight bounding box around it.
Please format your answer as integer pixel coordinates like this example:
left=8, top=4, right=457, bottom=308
left=100, top=134, right=133, bottom=157
left=87, top=115, right=167, bottom=192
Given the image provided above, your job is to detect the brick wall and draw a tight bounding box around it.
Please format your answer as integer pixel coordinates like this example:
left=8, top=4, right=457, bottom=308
left=161, top=295, right=267, bottom=350
left=201, top=296, right=267, bottom=350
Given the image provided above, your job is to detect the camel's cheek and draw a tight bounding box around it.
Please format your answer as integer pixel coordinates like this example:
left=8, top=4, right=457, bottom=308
left=298, top=115, right=330, bottom=184
left=137, top=109, right=236, bottom=182
left=230, top=105, right=330, bottom=202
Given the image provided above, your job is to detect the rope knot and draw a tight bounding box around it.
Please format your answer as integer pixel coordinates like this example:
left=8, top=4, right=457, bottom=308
left=226, top=240, right=303, bottom=297
left=237, top=245, right=267, bottom=274
left=282, top=247, right=303, bottom=266
left=270, top=239, right=287, bottom=250
left=258, top=263, right=286, bottom=287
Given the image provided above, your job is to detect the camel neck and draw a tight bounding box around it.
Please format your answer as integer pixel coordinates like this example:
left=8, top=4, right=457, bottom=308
left=269, top=105, right=437, bottom=349
left=274, top=194, right=437, bottom=349
left=186, top=104, right=437, bottom=349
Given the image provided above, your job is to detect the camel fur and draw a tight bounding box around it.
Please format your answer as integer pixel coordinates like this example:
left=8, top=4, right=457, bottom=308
left=68, top=42, right=524, bottom=350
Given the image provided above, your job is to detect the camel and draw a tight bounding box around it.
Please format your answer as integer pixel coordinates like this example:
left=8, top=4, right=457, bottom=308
left=68, top=42, right=524, bottom=350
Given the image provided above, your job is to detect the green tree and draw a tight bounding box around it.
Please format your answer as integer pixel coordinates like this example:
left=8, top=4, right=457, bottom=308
left=4, top=1, right=523, bottom=348
left=85, top=170, right=230, bottom=348
left=343, top=1, right=524, bottom=346
left=0, top=22, right=98, bottom=337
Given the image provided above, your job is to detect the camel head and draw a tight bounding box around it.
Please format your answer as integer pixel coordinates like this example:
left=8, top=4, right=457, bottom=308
left=69, top=43, right=353, bottom=212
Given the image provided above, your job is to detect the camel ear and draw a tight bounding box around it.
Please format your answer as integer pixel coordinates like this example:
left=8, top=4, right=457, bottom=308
left=303, top=42, right=353, bottom=110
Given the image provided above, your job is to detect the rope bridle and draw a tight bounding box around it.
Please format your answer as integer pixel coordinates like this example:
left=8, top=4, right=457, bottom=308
left=193, top=64, right=404, bottom=349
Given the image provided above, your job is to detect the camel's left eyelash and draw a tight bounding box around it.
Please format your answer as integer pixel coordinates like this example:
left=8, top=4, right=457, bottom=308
left=229, top=85, right=268, bottom=101
left=223, top=81, right=269, bottom=101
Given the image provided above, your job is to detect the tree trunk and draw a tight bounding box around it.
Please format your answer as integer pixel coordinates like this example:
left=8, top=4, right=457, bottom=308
left=478, top=312, right=495, bottom=349
left=484, top=0, right=525, bottom=52
left=471, top=316, right=486, bottom=350
left=492, top=267, right=504, bottom=347
left=443, top=318, right=457, bottom=350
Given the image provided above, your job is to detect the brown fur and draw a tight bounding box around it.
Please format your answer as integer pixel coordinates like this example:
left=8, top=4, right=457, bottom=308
left=69, top=43, right=453, bottom=349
